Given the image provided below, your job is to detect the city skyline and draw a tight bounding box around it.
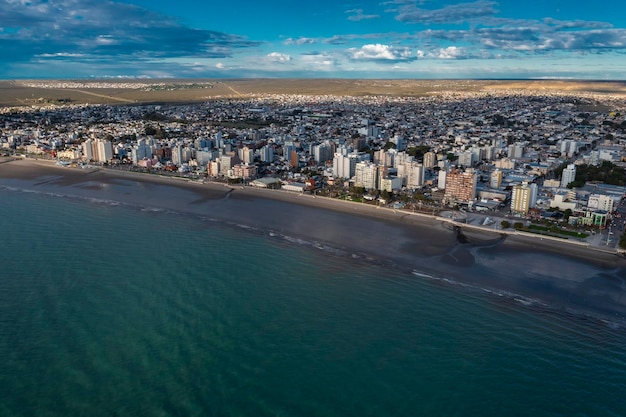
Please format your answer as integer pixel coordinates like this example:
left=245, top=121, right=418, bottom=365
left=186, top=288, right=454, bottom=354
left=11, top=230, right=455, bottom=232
left=1, top=0, right=626, bottom=80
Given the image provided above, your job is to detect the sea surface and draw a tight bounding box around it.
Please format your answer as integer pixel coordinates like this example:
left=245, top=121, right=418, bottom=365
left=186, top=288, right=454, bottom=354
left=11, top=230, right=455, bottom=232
left=1, top=187, right=626, bottom=417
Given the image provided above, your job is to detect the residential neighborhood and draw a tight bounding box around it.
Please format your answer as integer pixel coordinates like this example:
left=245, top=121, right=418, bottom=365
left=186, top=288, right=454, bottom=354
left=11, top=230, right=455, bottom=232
left=2, top=88, right=626, bottom=249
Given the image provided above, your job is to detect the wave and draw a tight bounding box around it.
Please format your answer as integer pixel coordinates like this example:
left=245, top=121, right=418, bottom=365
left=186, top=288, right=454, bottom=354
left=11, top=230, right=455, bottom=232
left=410, top=268, right=625, bottom=329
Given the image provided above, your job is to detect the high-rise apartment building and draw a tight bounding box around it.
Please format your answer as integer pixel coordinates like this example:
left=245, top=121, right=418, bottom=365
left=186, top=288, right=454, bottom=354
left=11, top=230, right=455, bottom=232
left=490, top=169, right=503, bottom=189
left=561, top=164, right=577, bottom=188
left=239, top=146, right=254, bottom=164
left=333, top=152, right=369, bottom=179
left=511, top=182, right=539, bottom=214
left=397, top=161, right=424, bottom=189
left=423, top=152, right=436, bottom=169
left=354, top=162, right=380, bottom=190
left=511, top=183, right=531, bottom=214
left=444, top=168, right=477, bottom=204
left=260, top=144, right=274, bottom=163
left=313, top=142, right=333, bottom=164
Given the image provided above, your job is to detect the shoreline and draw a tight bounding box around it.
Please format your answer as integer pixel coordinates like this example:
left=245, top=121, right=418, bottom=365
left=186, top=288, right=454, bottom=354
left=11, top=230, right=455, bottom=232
left=2, top=157, right=626, bottom=322
left=2, top=157, right=624, bottom=269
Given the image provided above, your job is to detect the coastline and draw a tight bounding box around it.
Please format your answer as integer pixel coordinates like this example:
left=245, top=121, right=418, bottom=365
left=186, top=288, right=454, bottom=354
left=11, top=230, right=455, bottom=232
left=2, top=158, right=626, bottom=322
left=1, top=157, right=624, bottom=267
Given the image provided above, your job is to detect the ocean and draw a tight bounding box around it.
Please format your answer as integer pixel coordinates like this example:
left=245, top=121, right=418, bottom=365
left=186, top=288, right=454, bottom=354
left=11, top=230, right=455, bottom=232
left=1, top=186, right=626, bottom=417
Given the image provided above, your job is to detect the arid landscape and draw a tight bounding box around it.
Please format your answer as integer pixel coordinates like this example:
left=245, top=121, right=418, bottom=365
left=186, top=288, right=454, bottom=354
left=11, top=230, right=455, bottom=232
left=2, top=79, right=626, bottom=107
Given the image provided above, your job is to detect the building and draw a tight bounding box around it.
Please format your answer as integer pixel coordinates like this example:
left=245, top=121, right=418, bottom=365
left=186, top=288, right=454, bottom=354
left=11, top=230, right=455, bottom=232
left=219, top=153, right=240, bottom=176
left=81, top=139, right=94, bottom=161
left=283, top=141, right=297, bottom=160
left=207, top=159, right=220, bottom=176
left=259, top=144, right=274, bottom=163
left=507, top=143, right=524, bottom=159
left=561, top=164, right=577, bottom=188
left=312, top=142, right=333, bottom=164
left=232, top=164, right=258, bottom=180
left=131, top=139, right=153, bottom=164
left=510, top=182, right=537, bottom=215
left=489, top=169, right=503, bottom=189
left=289, top=148, right=299, bottom=168
left=494, top=158, right=515, bottom=170
left=438, top=170, right=447, bottom=190
left=239, top=146, right=254, bottom=164
left=379, top=177, right=403, bottom=193
left=397, top=161, right=424, bottom=189
left=354, top=162, right=380, bottom=190
left=444, top=168, right=477, bottom=204
left=82, top=138, right=112, bottom=163
left=587, top=194, right=614, bottom=213
left=423, top=152, right=436, bottom=169
left=543, top=179, right=561, bottom=188
left=550, top=192, right=577, bottom=211
left=458, top=150, right=474, bottom=167
left=57, top=149, right=81, bottom=160
left=333, top=152, right=368, bottom=179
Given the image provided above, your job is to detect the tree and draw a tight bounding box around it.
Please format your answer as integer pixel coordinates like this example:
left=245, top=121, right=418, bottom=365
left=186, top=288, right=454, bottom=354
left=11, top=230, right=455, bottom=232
left=563, top=209, right=573, bottom=221
left=619, top=233, right=626, bottom=249
left=381, top=189, right=391, bottom=201
left=501, top=220, right=510, bottom=229
left=349, top=186, right=365, bottom=197
left=407, top=145, right=431, bottom=158
left=513, top=222, right=524, bottom=230
left=145, top=125, right=157, bottom=136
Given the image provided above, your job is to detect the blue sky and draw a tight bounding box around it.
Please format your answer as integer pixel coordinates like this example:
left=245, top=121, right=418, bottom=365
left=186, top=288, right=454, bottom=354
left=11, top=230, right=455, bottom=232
left=1, top=0, right=626, bottom=79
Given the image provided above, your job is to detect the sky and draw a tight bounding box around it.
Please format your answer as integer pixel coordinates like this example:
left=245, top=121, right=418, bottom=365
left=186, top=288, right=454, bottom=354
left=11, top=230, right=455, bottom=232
left=1, top=0, right=626, bottom=80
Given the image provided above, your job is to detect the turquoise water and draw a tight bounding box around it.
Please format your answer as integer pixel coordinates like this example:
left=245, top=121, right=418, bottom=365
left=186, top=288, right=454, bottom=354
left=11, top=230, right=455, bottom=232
left=1, top=189, right=626, bottom=417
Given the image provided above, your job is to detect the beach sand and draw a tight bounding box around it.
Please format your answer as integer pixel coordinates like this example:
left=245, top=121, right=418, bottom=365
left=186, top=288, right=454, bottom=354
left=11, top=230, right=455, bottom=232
left=2, top=158, right=626, bottom=322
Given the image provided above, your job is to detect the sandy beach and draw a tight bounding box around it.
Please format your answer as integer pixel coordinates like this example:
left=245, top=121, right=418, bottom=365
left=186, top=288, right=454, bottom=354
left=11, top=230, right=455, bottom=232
left=2, top=157, right=626, bottom=321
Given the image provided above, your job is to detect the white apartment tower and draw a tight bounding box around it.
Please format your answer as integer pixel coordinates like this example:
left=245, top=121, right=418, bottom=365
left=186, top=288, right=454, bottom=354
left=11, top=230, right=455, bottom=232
left=82, top=138, right=112, bottom=163
left=397, top=161, right=424, bottom=189
left=438, top=170, right=447, bottom=190
left=333, top=152, right=369, bottom=179
left=81, top=139, right=94, bottom=161
left=131, top=138, right=153, bottom=163
left=260, top=145, right=274, bottom=163
left=354, top=162, right=380, bottom=190
left=561, top=164, right=577, bottom=188
left=423, top=152, right=436, bottom=169
left=240, top=146, right=254, bottom=164
left=490, top=169, right=503, bottom=189
left=171, top=145, right=184, bottom=166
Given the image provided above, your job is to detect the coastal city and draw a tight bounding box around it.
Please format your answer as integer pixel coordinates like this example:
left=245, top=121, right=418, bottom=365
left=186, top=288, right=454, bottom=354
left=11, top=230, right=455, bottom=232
left=2, top=87, right=626, bottom=252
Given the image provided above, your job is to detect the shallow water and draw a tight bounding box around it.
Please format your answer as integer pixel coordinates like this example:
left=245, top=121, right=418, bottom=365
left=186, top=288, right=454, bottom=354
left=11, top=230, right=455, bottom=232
left=1, top=186, right=626, bottom=416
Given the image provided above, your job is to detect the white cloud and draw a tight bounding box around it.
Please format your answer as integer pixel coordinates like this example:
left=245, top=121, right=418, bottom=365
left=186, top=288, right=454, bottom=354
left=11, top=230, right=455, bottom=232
left=283, top=37, right=316, bottom=46
left=95, top=35, right=116, bottom=45
left=216, top=62, right=225, bottom=69
left=433, top=46, right=466, bottom=59
left=266, top=52, right=292, bottom=62
left=300, top=53, right=337, bottom=70
left=395, top=0, right=498, bottom=24
left=346, top=9, right=380, bottom=21
left=349, top=44, right=413, bottom=61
